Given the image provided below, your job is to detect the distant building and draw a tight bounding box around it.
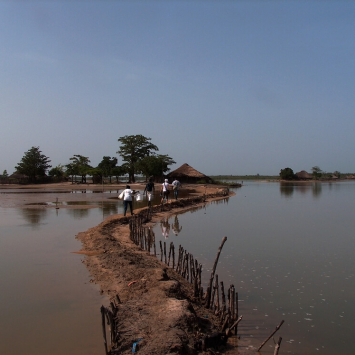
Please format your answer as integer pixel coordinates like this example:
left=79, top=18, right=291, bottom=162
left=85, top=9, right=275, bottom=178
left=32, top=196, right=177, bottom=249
left=295, top=170, right=313, bottom=180
left=167, top=163, right=213, bottom=184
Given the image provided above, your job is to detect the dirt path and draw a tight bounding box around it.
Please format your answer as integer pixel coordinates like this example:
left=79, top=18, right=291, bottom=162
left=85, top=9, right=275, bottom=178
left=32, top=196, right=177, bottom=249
left=75, top=185, right=259, bottom=354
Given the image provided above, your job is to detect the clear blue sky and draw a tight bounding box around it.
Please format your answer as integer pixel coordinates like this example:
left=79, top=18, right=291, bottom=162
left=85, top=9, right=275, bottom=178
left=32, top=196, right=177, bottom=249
left=1, top=1, right=354, bottom=176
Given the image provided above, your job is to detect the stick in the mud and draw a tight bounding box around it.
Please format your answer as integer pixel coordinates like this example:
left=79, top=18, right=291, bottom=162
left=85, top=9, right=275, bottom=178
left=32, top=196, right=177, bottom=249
left=227, top=287, right=231, bottom=316
left=186, top=252, right=190, bottom=281
left=235, top=292, right=239, bottom=334
left=164, top=241, right=167, bottom=264
left=190, top=254, right=194, bottom=284
left=274, top=337, right=282, bottom=355
left=100, top=306, right=109, bottom=355
left=167, top=242, right=172, bottom=266
left=176, top=245, right=181, bottom=273
left=210, top=274, right=218, bottom=310
left=230, top=285, right=235, bottom=320
left=257, top=320, right=285, bottom=352
left=159, top=241, right=163, bottom=262
left=154, top=241, right=156, bottom=256
left=225, top=316, right=243, bottom=337
left=206, top=236, right=228, bottom=308
left=172, top=243, right=175, bottom=269
left=215, top=275, right=220, bottom=313
left=221, top=281, right=226, bottom=313
left=198, top=264, right=202, bottom=296
left=221, top=313, right=230, bottom=332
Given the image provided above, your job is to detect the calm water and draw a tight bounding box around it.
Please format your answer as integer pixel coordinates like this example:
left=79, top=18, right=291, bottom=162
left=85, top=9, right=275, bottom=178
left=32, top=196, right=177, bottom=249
left=0, top=190, right=125, bottom=355
left=1, top=183, right=354, bottom=354
left=153, top=181, right=355, bottom=354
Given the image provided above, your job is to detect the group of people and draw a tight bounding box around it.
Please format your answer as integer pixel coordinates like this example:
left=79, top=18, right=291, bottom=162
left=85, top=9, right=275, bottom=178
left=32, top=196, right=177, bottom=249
left=160, top=178, right=181, bottom=203
left=121, top=178, right=182, bottom=216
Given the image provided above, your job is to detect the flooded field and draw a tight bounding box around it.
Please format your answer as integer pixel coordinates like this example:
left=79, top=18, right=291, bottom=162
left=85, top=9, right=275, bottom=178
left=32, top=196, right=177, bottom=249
left=152, top=181, right=355, bottom=354
left=1, top=181, right=354, bottom=354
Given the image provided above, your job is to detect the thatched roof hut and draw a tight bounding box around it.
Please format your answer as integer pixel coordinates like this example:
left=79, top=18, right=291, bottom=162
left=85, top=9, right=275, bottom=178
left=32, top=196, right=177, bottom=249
left=295, top=170, right=312, bottom=180
left=167, top=163, right=213, bottom=184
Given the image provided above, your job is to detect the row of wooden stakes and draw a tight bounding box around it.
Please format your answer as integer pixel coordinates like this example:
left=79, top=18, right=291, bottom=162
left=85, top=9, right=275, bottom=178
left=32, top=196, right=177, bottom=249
left=125, top=213, right=285, bottom=353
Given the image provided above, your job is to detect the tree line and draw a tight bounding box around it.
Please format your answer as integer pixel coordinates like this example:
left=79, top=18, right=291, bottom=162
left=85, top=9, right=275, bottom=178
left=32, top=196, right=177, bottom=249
left=279, top=166, right=344, bottom=180
left=5, top=135, right=175, bottom=184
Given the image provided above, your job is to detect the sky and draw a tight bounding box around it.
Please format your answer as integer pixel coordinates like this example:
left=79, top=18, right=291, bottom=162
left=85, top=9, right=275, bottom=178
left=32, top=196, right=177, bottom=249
left=1, top=1, right=354, bottom=176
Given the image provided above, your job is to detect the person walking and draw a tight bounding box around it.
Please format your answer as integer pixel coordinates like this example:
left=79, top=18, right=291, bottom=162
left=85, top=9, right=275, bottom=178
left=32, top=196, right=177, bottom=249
left=143, top=178, right=155, bottom=207
left=122, top=185, right=135, bottom=216
left=172, top=179, right=181, bottom=200
left=160, top=179, right=170, bottom=203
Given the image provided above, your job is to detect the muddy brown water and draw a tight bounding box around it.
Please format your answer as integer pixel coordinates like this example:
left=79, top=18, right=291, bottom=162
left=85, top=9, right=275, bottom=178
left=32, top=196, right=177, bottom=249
left=1, top=182, right=355, bottom=354
left=152, top=181, right=355, bottom=355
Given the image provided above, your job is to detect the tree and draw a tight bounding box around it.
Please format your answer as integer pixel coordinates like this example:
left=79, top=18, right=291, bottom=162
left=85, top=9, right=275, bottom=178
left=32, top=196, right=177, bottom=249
left=334, top=171, right=341, bottom=178
left=49, top=164, right=65, bottom=179
left=65, top=163, right=78, bottom=184
left=15, top=146, right=51, bottom=182
left=311, top=166, right=322, bottom=180
left=68, top=155, right=91, bottom=183
left=112, top=165, right=127, bottom=183
left=279, top=167, right=296, bottom=180
left=136, top=154, right=176, bottom=180
left=117, top=135, right=158, bottom=182
left=2, top=170, right=8, bottom=177
left=98, top=156, right=118, bottom=183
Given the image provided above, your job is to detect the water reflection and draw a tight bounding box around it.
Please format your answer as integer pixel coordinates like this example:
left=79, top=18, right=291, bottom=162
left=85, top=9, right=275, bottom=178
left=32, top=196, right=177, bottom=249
left=66, top=207, right=90, bottom=219
left=160, top=217, right=170, bottom=239
left=171, top=215, right=182, bottom=236
left=280, top=182, right=323, bottom=198
left=312, top=182, right=322, bottom=198
left=20, top=208, right=48, bottom=226
left=102, top=203, right=119, bottom=218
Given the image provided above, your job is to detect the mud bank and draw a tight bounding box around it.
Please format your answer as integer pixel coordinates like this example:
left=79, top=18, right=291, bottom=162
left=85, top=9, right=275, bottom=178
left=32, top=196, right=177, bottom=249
left=76, top=187, right=259, bottom=354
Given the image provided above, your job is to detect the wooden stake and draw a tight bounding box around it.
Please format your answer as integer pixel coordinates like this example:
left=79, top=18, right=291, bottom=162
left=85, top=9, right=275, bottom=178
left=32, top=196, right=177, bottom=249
left=206, top=236, right=227, bottom=308
left=274, top=337, right=282, bottom=355
left=164, top=241, right=167, bottom=264
left=100, top=306, right=109, bottom=355
left=159, top=241, right=163, bottom=262
left=167, top=242, right=172, bottom=266
left=257, top=320, right=285, bottom=352
left=225, top=316, right=243, bottom=337
left=221, top=281, right=226, bottom=314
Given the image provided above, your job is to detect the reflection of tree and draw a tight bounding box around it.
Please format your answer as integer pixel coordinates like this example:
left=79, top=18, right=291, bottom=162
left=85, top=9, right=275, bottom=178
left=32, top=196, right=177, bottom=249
left=102, top=203, right=119, bottom=218
left=280, top=182, right=294, bottom=197
left=160, top=217, right=170, bottom=239
left=66, top=208, right=90, bottom=219
left=312, top=183, right=322, bottom=198
left=171, top=215, right=182, bottom=236
left=20, top=208, right=47, bottom=225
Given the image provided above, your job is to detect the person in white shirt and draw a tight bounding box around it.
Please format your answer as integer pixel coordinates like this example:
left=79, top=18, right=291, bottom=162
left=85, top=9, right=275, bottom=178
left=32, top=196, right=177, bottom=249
left=160, top=179, right=170, bottom=204
left=123, top=185, right=135, bottom=216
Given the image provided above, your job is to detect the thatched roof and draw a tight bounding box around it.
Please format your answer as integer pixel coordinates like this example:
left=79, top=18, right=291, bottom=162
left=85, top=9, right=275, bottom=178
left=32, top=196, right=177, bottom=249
left=295, top=170, right=312, bottom=179
left=167, top=163, right=212, bottom=182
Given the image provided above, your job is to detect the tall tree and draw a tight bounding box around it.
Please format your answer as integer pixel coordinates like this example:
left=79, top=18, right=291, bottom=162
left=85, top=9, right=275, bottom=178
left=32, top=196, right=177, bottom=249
left=311, top=166, right=322, bottom=180
left=117, top=135, right=158, bottom=182
left=137, top=154, right=176, bottom=181
left=15, top=146, right=51, bottom=182
left=98, top=156, right=118, bottom=183
left=279, top=167, right=295, bottom=180
left=68, top=155, right=91, bottom=183
left=48, top=164, right=65, bottom=179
